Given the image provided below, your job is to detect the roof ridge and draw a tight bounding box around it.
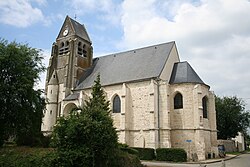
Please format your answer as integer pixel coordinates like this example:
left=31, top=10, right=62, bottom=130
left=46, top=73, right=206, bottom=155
left=158, top=42, right=176, bottom=78
left=68, top=15, right=82, bottom=26
left=76, top=42, right=175, bottom=89
left=95, top=41, right=175, bottom=59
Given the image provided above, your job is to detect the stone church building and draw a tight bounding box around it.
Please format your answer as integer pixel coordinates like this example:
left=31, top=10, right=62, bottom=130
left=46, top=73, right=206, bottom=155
left=42, top=16, right=218, bottom=160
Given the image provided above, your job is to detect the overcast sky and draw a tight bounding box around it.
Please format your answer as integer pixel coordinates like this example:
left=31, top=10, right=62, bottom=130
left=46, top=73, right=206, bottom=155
left=0, top=0, right=250, bottom=110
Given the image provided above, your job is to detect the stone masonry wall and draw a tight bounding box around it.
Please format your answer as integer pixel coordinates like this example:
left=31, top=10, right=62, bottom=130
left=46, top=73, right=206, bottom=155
left=61, top=80, right=217, bottom=161
left=169, top=83, right=217, bottom=160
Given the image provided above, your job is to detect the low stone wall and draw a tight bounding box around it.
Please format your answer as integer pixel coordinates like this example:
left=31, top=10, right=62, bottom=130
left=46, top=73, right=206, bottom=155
left=217, top=140, right=237, bottom=152
left=236, top=141, right=244, bottom=152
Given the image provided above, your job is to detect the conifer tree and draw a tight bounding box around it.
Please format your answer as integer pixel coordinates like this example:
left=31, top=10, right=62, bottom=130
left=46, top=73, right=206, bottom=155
left=84, top=74, right=111, bottom=118
left=52, top=74, right=118, bottom=167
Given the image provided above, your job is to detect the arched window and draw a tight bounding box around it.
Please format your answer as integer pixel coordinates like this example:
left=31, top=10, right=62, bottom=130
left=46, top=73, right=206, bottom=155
left=83, top=44, right=87, bottom=57
left=78, top=42, right=82, bottom=47
left=66, top=41, right=69, bottom=46
left=59, top=42, right=64, bottom=55
left=113, top=95, right=121, bottom=113
left=78, top=42, right=83, bottom=56
left=174, top=93, right=183, bottom=109
left=202, top=96, right=208, bottom=118
left=61, top=42, right=64, bottom=47
left=65, top=41, right=69, bottom=53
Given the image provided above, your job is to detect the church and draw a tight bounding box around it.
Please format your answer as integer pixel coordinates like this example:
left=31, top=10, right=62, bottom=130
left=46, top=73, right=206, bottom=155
left=41, top=16, right=218, bottom=161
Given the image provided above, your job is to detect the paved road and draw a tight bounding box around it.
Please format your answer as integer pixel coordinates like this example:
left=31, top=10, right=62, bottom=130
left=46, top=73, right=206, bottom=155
left=144, top=153, right=250, bottom=167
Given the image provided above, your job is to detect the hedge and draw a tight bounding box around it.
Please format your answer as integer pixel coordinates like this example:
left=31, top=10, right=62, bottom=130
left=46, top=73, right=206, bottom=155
left=131, top=147, right=155, bottom=160
left=0, top=147, right=143, bottom=167
left=111, top=149, right=143, bottom=167
left=120, top=147, right=139, bottom=155
left=156, top=148, right=187, bottom=162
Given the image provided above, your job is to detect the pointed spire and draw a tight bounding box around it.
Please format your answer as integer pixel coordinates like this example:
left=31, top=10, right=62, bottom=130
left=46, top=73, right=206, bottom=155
left=48, top=70, right=58, bottom=85
left=57, top=15, right=92, bottom=44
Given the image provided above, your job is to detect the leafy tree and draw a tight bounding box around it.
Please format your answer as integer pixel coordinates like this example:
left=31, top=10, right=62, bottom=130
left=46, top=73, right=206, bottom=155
left=52, top=74, right=119, bottom=167
left=0, top=39, right=45, bottom=146
left=216, top=96, right=250, bottom=139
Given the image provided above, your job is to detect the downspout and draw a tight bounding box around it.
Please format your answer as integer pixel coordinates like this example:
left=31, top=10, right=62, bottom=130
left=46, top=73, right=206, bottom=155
left=156, top=77, right=161, bottom=148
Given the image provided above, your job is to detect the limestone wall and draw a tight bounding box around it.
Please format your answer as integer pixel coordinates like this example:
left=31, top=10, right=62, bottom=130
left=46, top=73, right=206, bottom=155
left=218, top=140, right=237, bottom=152
left=79, top=80, right=158, bottom=148
left=59, top=80, right=217, bottom=161
left=169, top=83, right=217, bottom=160
left=41, top=84, right=58, bottom=132
left=42, top=103, right=57, bottom=132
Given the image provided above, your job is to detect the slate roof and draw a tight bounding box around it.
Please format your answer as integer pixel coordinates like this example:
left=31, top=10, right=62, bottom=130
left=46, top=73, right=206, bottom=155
left=68, top=16, right=91, bottom=43
left=169, top=62, right=205, bottom=84
left=57, top=16, right=91, bottom=43
left=75, top=42, right=175, bottom=90
left=64, top=92, right=80, bottom=101
left=48, top=70, right=58, bottom=85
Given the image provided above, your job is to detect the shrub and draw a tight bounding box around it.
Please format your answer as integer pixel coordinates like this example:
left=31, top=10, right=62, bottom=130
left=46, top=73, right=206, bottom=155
left=0, top=147, right=143, bottom=167
left=110, top=149, right=143, bottom=167
left=40, top=134, right=51, bottom=148
left=0, top=147, right=56, bottom=167
left=51, top=75, right=119, bottom=167
left=156, top=148, right=187, bottom=162
left=15, top=133, right=51, bottom=148
left=132, top=147, right=155, bottom=160
left=119, top=143, right=139, bottom=155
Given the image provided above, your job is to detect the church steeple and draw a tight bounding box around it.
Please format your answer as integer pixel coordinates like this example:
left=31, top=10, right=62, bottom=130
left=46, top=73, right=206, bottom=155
left=50, top=16, right=93, bottom=96
left=57, top=15, right=91, bottom=43
left=42, top=16, right=94, bottom=133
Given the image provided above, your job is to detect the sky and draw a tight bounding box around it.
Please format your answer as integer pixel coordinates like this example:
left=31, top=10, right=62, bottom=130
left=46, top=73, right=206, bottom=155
left=0, top=0, right=250, bottom=111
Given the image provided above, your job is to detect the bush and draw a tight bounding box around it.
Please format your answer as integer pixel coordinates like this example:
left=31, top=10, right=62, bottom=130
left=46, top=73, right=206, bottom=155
left=132, top=147, right=155, bottom=160
left=118, top=143, right=139, bottom=155
left=0, top=147, right=143, bottom=167
left=40, top=135, right=51, bottom=148
left=110, top=149, right=143, bottom=167
left=156, top=148, right=187, bottom=162
left=51, top=75, right=119, bottom=167
left=0, top=147, right=56, bottom=167
left=15, top=133, right=51, bottom=148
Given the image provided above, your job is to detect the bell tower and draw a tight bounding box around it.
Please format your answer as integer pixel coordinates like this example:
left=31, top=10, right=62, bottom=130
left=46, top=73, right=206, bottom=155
left=42, top=16, right=93, bottom=133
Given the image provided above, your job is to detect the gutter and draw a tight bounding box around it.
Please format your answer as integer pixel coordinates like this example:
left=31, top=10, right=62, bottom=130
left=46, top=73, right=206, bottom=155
left=155, top=77, right=161, bottom=148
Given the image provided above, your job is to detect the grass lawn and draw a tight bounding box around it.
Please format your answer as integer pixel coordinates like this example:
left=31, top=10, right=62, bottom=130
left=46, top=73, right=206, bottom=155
left=0, top=146, right=54, bottom=154
left=0, top=146, right=55, bottom=167
left=226, top=151, right=247, bottom=155
left=0, top=146, right=143, bottom=167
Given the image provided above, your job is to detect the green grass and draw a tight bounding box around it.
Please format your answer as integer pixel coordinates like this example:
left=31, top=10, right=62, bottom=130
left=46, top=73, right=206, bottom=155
left=0, top=146, right=55, bottom=167
left=0, top=146, right=54, bottom=155
left=0, top=146, right=143, bottom=167
left=226, top=151, right=242, bottom=155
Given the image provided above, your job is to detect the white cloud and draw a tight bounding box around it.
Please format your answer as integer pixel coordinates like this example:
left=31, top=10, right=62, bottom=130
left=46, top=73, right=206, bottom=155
left=119, top=0, right=250, bottom=109
left=68, top=0, right=122, bottom=25
left=0, top=0, right=46, bottom=28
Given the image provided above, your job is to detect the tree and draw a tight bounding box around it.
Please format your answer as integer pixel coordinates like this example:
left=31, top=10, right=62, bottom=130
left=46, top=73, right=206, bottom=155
left=0, top=39, right=45, bottom=146
left=215, top=96, right=250, bottom=139
left=52, top=74, right=119, bottom=167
